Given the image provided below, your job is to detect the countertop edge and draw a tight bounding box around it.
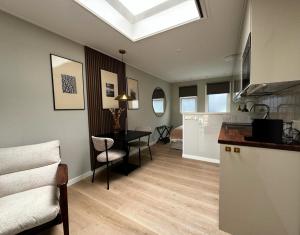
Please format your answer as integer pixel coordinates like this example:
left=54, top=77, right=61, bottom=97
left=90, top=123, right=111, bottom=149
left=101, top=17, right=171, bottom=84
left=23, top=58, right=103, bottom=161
left=218, top=123, right=300, bottom=152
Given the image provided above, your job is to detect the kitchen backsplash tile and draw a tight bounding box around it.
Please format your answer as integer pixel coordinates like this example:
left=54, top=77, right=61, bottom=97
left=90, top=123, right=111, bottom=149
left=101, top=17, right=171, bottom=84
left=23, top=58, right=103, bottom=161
left=258, top=85, right=300, bottom=121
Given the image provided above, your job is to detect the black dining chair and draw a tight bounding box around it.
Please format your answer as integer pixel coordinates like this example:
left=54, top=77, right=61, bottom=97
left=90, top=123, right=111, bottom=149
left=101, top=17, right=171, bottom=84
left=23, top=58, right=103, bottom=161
left=91, top=136, right=126, bottom=190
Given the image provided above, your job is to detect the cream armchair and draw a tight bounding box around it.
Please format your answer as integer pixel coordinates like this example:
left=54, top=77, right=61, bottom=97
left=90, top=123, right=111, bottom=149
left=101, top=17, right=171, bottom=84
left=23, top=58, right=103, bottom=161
left=0, top=140, right=69, bottom=235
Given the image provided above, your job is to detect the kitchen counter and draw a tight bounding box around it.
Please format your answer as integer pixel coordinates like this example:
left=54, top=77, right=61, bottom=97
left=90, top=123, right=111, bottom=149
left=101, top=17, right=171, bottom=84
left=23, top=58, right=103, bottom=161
left=218, top=122, right=300, bottom=152
left=183, top=113, right=232, bottom=163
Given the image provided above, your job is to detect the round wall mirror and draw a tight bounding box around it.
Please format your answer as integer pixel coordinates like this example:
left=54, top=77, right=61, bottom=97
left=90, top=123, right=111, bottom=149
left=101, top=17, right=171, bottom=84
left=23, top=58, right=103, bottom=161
left=152, top=87, right=166, bottom=117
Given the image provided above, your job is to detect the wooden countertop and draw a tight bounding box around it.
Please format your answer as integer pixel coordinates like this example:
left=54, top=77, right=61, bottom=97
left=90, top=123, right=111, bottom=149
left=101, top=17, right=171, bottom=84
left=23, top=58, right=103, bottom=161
left=218, top=123, right=300, bottom=152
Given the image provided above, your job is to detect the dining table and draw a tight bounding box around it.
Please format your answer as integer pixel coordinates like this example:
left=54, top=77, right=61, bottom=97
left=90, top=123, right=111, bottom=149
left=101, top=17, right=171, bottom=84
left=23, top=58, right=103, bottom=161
left=97, top=130, right=152, bottom=175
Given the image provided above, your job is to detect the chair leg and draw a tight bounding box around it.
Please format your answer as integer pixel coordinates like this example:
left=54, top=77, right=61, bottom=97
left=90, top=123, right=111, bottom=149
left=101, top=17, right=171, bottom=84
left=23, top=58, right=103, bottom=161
left=91, top=168, right=95, bottom=183
left=138, top=147, right=141, bottom=167
left=106, top=161, right=110, bottom=190
left=148, top=145, right=153, bottom=160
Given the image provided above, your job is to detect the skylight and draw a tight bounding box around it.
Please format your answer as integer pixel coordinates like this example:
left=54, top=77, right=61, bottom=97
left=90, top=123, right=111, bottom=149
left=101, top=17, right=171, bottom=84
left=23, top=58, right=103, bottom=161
left=118, top=0, right=167, bottom=16
left=74, top=0, right=205, bottom=41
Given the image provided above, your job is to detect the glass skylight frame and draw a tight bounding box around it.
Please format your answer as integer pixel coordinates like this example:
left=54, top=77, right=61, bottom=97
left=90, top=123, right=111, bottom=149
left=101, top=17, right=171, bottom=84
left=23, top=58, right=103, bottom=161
left=118, top=0, right=168, bottom=16
left=74, top=0, right=205, bottom=41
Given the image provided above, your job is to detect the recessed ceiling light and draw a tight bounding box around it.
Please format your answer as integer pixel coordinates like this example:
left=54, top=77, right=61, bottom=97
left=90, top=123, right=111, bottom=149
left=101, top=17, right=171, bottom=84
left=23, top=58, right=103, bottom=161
left=74, top=0, right=206, bottom=41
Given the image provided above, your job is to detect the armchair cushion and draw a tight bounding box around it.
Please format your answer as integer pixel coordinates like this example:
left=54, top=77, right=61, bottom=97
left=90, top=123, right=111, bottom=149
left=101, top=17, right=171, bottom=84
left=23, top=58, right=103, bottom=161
left=0, top=163, right=59, bottom=198
left=0, top=140, right=60, bottom=175
left=0, top=186, right=60, bottom=235
left=0, top=140, right=61, bottom=197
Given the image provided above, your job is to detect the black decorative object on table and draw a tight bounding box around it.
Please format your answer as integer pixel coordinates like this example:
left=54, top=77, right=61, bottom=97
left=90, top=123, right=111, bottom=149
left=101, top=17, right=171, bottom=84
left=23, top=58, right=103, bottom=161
left=97, top=130, right=151, bottom=175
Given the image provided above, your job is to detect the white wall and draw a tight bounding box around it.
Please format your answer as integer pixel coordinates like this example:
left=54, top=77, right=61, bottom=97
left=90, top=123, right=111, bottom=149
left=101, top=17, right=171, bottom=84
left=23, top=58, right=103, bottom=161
left=0, top=11, right=90, bottom=179
left=0, top=10, right=174, bottom=182
left=126, top=65, right=171, bottom=142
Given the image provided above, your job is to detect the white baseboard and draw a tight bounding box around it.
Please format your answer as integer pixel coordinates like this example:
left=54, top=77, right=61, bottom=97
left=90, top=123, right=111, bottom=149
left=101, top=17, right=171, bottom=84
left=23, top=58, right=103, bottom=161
left=68, top=171, right=92, bottom=186
left=67, top=141, right=157, bottom=186
left=182, top=154, right=220, bottom=164
left=68, top=167, right=103, bottom=186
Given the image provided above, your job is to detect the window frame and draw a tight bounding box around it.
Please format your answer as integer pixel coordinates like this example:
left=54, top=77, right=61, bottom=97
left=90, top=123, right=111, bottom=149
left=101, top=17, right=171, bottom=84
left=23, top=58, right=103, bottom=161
left=180, top=96, right=198, bottom=113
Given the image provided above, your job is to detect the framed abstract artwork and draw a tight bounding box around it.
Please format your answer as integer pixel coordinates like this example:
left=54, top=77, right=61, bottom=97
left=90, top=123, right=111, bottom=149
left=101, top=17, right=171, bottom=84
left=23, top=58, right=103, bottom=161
left=50, top=54, right=85, bottom=110
left=127, top=78, right=139, bottom=110
left=101, top=69, right=119, bottom=109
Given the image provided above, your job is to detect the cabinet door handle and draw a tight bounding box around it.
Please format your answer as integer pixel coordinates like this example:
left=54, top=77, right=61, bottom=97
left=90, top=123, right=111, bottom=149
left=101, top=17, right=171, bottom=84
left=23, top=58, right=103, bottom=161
left=234, top=147, right=240, bottom=153
left=225, top=146, right=231, bottom=152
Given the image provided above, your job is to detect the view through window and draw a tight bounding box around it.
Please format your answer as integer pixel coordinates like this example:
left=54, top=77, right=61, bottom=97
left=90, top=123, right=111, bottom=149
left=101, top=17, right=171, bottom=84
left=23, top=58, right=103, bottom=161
left=207, top=93, right=229, bottom=112
left=152, top=98, right=164, bottom=113
left=180, top=97, right=197, bottom=113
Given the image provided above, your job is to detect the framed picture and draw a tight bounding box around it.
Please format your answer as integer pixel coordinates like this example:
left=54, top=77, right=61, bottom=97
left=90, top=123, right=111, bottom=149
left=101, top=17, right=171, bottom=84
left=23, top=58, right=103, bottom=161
left=127, top=78, right=139, bottom=110
left=101, top=69, right=119, bottom=109
left=50, top=54, right=85, bottom=110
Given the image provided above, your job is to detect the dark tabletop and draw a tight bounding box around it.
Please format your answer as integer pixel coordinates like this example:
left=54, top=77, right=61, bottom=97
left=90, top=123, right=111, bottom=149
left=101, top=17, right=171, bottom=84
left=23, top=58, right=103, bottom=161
left=98, top=130, right=151, bottom=142
left=218, top=122, right=300, bottom=152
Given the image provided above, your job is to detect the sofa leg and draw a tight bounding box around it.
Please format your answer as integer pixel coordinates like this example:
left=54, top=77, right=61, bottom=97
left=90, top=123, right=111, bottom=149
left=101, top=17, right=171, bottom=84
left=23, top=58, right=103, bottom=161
left=60, top=185, right=69, bottom=235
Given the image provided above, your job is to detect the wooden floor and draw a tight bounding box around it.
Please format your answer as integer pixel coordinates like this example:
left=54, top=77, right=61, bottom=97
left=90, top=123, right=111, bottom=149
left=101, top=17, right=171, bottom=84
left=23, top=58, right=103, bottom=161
left=42, top=144, right=227, bottom=235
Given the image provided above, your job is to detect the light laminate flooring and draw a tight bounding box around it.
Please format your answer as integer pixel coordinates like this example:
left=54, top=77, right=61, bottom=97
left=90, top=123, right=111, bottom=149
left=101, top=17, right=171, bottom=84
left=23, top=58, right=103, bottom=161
left=42, top=143, right=227, bottom=235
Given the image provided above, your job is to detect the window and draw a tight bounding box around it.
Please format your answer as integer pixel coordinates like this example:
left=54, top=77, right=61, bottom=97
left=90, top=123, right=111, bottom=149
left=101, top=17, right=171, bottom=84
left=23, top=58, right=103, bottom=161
left=74, top=0, right=204, bottom=41
left=179, top=85, right=197, bottom=113
left=152, top=98, right=164, bottom=114
left=180, top=97, right=197, bottom=113
left=206, top=81, right=231, bottom=113
left=207, top=93, right=229, bottom=112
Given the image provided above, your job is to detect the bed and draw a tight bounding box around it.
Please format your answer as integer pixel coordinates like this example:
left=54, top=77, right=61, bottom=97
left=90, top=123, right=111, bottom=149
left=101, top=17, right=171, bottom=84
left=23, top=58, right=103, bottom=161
left=170, top=126, right=183, bottom=150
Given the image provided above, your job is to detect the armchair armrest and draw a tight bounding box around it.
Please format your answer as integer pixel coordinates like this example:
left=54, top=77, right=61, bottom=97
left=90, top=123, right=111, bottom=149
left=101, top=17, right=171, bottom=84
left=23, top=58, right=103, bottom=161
left=56, top=163, right=69, bottom=234
left=57, top=164, right=68, bottom=187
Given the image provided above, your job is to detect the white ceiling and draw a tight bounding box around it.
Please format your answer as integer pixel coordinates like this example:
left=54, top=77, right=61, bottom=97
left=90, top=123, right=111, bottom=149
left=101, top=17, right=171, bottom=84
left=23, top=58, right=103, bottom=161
left=0, top=0, right=246, bottom=83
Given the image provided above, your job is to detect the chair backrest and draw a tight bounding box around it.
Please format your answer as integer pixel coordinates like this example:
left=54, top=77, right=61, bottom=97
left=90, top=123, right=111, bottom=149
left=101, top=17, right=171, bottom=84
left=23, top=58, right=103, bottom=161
left=0, top=140, right=61, bottom=198
left=135, top=126, right=152, bottom=133
left=92, top=136, right=114, bottom=152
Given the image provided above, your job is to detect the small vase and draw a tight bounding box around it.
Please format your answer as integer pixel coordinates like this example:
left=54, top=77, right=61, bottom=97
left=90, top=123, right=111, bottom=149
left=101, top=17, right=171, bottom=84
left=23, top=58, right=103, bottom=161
left=112, top=115, right=121, bottom=133
left=109, top=108, right=124, bottom=133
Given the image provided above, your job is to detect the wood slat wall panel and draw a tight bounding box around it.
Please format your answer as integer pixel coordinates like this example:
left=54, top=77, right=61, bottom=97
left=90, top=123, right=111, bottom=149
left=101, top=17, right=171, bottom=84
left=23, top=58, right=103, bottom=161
left=85, top=46, right=126, bottom=170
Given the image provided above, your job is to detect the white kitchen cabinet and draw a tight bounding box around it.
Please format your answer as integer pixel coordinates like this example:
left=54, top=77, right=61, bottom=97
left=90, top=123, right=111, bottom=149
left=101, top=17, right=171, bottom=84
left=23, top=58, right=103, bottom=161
left=250, top=0, right=300, bottom=84
left=219, top=144, right=300, bottom=235
left=238, top=0, right=300, bottom=86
